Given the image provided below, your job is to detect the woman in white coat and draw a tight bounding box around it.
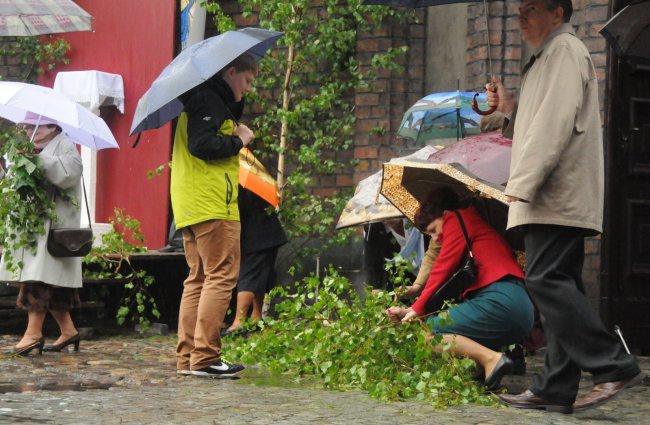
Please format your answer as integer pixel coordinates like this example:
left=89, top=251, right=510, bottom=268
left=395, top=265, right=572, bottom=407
left=0, top=115, right=84, bottom=355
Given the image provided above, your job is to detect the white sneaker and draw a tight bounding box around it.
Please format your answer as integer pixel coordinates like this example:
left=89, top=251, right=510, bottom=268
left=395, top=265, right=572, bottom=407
left=191, top=360, right=245, bottom=379
left=177, top=369, right=192, bottom=375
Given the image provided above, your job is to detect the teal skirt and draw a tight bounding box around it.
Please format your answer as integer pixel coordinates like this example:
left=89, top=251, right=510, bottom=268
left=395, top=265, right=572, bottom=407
left=426, top=279, right=534, bottom=351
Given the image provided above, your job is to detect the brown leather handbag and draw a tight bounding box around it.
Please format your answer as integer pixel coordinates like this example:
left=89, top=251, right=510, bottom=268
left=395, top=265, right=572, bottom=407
left=47, top=177, right=93, bottom=258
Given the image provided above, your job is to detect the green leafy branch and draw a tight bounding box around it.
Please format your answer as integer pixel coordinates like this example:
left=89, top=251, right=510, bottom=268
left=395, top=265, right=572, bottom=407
left=226, top=266, right=497, bottom=408
left=0, top=130, right=58, bottom=275
left=0, top=36, right=70, bottom=83
left=82, top=208, right=160, bottom=331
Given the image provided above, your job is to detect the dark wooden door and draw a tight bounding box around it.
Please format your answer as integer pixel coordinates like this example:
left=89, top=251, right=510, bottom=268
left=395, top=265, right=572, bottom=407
left=602, top=1, right=650, bottom=354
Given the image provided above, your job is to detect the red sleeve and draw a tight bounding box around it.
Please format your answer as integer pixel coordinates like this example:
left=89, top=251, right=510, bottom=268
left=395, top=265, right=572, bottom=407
left=412, top=212, right=469, bottom=316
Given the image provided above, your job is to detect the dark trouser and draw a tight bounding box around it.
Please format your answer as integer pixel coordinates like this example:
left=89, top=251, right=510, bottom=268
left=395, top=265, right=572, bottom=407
left=524, top=224, right=640, bottom=405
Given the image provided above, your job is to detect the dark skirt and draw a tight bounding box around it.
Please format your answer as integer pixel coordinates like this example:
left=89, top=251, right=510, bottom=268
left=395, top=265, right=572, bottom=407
left=237, top=247, right=279, bottom=294
left=16, top=281, right=80, bottom=311
left=426, top=279, right=534, bottom=351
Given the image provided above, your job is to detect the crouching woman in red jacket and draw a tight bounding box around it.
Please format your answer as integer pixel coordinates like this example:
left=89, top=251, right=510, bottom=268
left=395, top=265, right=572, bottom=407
left=386, top=187, right=534, bottom=390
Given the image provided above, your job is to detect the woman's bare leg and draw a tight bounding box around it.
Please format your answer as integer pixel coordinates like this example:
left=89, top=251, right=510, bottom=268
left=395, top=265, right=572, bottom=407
left=16, top=309, right=46, bottom=348
left=228, top=291, right=255, bottom=331
left=429, top=333, right=503, bottom=380
left=251, top=292, right=264, bottom=321
left=49, top=309, right=78, bottom=345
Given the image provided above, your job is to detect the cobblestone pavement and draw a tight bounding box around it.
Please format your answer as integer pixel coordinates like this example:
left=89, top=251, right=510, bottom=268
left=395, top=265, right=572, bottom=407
left=0, top=332, right=648, bottom=425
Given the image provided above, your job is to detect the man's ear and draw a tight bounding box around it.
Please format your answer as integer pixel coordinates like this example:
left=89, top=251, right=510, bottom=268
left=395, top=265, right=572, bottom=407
left=554, top=5, right=564, bottom=23
left=224, top=66, right=237, bottom=78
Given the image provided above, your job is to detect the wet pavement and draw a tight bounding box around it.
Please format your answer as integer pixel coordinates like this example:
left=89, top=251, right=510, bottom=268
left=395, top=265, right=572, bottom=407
left=0, top=332, right=648, bottom=424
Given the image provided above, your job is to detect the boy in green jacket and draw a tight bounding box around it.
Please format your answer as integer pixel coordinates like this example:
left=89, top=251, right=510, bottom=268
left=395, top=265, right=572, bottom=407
left=173, top=53, right=256, bottom=378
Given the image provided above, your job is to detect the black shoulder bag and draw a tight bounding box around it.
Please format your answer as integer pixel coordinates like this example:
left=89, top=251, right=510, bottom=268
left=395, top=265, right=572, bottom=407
left=424, top=210, right=477, bottom=314
left=47, top=176, right=94, bottom=258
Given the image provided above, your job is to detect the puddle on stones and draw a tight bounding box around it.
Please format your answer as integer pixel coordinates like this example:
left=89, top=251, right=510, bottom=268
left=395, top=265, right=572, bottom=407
left=0, top=380, right=112, bottom=393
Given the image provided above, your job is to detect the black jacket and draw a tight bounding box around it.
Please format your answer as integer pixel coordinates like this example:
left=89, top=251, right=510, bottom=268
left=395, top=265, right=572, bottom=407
left=238, top=187, right=287, bottom=254
left=181, top=75, right=245, bottom=161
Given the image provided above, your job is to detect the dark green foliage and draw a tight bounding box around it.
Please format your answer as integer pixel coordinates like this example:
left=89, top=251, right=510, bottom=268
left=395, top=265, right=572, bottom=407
left=82, top=209, right=160, bottom=331
left=227, top=267, right=497, bottom=408
left=0, top=130, right=57, bottom=274
left=0, top=36, right=70, bottom=83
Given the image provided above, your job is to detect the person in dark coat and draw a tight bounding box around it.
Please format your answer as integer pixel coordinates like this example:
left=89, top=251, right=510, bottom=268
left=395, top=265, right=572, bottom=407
left=223, top=186, right=287, bottom=335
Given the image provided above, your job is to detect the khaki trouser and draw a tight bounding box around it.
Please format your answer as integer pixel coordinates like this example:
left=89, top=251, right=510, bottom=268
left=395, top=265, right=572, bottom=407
left=176, top=219, right=240, bottom=370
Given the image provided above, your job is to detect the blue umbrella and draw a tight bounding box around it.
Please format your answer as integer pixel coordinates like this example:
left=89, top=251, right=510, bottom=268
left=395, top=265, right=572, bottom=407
left=397, top=91, right=486, bottom=143
left=130, top=27, right=283, bottom=136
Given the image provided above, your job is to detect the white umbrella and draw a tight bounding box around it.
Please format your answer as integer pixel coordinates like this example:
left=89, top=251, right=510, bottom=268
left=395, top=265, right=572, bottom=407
left=336, top=145, right=438, bottom=229
left=0, top=81, right=118, bottom=150
left=0, top=0, right=92, bottom=36
left=130, top=27, right=283, bottom=135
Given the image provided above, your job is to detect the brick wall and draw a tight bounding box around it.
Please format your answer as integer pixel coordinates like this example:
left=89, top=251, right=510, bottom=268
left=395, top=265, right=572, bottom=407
left=353, top=11, right=427, bottom=184
left=465, top=0, right=610, bottom=109
left=0, top=38, right=37, bottom=83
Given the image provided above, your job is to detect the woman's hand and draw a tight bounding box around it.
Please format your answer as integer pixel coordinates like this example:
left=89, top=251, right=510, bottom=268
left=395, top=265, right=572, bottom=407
left=404, top=284, right=423, bottom=298
left=385, top=306, right=418, bottom=323
left=385, top=306, right=405, bottom=322
left=395, top=284, right=423, bottom=298
left=401, top=309, right=418, bottom=323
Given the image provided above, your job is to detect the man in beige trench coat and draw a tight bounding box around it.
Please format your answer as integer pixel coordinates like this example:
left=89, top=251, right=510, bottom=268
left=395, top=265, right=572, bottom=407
left=487, top=0, right=643, bottom=414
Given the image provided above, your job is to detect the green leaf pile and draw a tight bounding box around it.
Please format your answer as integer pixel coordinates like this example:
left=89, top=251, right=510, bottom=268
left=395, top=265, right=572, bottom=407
left=227, top=267, right=497, bottom=408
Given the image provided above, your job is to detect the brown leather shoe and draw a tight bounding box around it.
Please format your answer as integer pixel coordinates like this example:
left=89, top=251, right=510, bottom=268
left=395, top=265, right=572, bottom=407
left=499, top=390, right=573, bottom=414
left=573, top=372, right=645, bottom=411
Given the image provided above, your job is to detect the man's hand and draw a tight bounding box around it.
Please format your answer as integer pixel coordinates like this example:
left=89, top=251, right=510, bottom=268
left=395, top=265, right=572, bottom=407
left=486, top=76, right=515, bottom=115
left=234, top=124, right=255, bottom=147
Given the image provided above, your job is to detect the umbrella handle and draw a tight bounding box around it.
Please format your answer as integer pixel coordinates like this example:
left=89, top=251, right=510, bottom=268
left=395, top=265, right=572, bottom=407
left=471, top=92, right=497, bottom=116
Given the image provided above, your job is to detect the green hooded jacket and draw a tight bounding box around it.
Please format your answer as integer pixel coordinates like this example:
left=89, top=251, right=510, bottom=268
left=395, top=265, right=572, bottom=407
left=170, top=76, right=244, bottom=229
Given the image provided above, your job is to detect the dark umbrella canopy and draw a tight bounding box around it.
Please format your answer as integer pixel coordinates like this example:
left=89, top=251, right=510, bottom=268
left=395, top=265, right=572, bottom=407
left=599, top=0, right=650, bottom=65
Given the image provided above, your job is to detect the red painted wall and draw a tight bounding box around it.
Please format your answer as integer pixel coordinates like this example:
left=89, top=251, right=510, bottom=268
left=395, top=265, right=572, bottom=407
left=39, top=0, right=176, bottom=248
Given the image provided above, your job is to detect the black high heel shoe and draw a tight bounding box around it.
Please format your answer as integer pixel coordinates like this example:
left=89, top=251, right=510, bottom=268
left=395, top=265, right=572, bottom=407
left=43, top=333, right=80, bottom=352
left=13, top=337, right=45, bottom=356
left=484, top=354, right=514, bottom=391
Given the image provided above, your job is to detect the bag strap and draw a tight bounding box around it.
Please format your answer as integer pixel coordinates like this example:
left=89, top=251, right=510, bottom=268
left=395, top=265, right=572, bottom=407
left=453, top=210, right=474, bottom=259
left=80, top=175, right=92, bottom=228
left=52, top=175, right=92, bottom=230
